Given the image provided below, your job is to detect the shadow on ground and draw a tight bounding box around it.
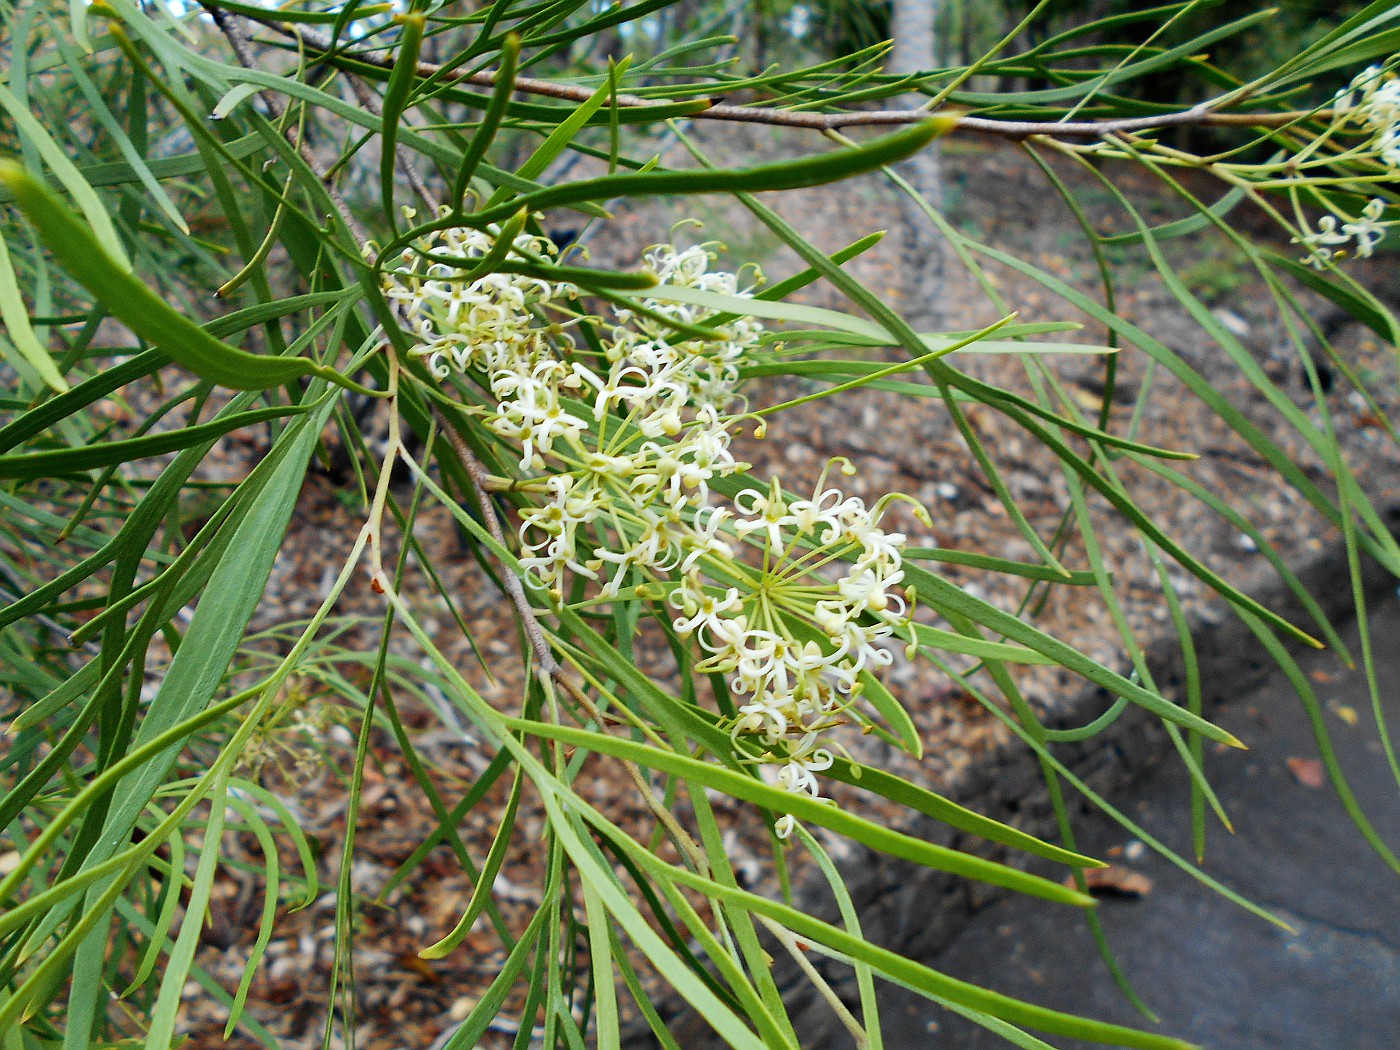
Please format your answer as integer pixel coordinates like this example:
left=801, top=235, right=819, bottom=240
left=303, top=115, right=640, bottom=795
left=879, top=595, right=1400, bottom=1050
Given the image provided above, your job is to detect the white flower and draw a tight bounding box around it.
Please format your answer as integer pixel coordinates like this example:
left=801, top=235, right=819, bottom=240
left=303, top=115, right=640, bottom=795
left=517, top=474, right=606, bottom=593
left=733, top=486, right=798, bottom=552
left=838, top=566, right=906, bottom=614
left=671, top=580, right=744, bottom=642
left=774, top=757, right=822, bottom=797
left=1343, top=198, right=1390, bottom=257
left=736, top=693, right=791, bottom=740
left=385, top=221, right=574, bottom=382
left=594, top=512, right=687, bottom=596
left=387, top=227, right=941, bottom=844
left=1295, top=198, right=1393, bottom=267
left=489, top=385, right=588, bottom=469
left=678, top=505, right=734, bottom=572
left=786, top=487, right=845, bottom=536
left=609, top=242, right=763, bottom=416
left=1331, top=63, right=1400, bottom=172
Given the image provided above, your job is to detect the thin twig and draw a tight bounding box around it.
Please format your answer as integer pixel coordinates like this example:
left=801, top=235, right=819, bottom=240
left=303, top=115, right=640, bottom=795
left=430, top=405, right=560, bottom=678
left=202, top=3, right=369, bottom=243
left=559, top=676, right=710, bottom=875
left=237, top=13, right=1326, bottom=141
left=756, top=915, right=870, bottom=1047
left=345, top=74, right=441, bottom=212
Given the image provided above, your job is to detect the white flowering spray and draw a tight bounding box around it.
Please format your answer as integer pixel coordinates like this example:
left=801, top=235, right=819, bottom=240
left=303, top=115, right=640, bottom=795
left=1283, top=63, right=1400, bottom=267
left=382, top=219, right=926, bottom=840
left=1334, top=64, right=1400, bottom=168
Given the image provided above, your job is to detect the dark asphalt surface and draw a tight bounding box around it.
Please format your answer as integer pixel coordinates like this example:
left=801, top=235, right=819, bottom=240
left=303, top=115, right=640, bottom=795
left=879, top=596, right=1400, bottom=1050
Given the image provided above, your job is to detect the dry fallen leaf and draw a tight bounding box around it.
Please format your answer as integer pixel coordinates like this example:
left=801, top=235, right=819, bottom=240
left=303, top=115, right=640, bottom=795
left=1331, top=704, right=1359, bottom=727
left=1286, top=756, right=1325, bottom=789
left=1067, top=865, right=1153, bottom=898
left=397, top=952, right=443, bottom=983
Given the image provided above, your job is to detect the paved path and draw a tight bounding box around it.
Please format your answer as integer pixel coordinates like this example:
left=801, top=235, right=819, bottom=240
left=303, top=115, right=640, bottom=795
left=879, top=596, right=1400, bottom=1049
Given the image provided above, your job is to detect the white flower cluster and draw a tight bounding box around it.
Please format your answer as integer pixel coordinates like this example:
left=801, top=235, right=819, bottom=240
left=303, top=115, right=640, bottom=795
left=381, top=219, right=581, bottom=468
left=1294, top=198, right=1393, bottom=268
left=382, top=222, right=763, bottom=593
left=1285, top=64, right=1400, bottom=266
left=1335, top=64, right=1400, bottom=168
left=610, top=242, right=763, bottom=415
left=669, top=477, right=916, bottom=837
left=384, top=220, right=920, bottom=839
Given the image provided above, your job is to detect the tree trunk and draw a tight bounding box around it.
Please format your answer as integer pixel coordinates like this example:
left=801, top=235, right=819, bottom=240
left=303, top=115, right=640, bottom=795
left=888, top=0, right=946, bottom=328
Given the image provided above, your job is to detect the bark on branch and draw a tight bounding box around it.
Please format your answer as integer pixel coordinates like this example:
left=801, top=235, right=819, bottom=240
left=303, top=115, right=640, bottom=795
left=236, top=13, right=1324, bottom=143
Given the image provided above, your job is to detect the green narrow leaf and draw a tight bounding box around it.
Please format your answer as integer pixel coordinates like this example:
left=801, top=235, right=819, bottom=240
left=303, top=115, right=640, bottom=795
left=0, top=402, right=313, bottom=480
left=0, top=163, right=372, bottom=394
left=532, top=787, right=770, bottom=1050
left=70, top=0, right=91, bottom=51
left=793, top=827, right=883, bottom=1050
left=222, top=794, right=282, bottom=1037
left=438, top=884, right=553, bottom=1050
left=204, top=0, right=393, bottom=22
left=1099, top=184, right=1247, bottom=246
left=56, top=37, right=190, bottom=235
left=119, top=824, right=188, bottom=998
left=451, top=33, right=520, bottom=209
left=211, top=82, right=263, bottom=120
left=505, top=718, right=1095, bottom=907
left=419, top=767, right=524, bottom=959
left=0, top=134, right=268, bottom=201
left=856, top=668, right=923, bottom=756
left=69, top=410, right=325, bottom=879
left=0, top=84, right=130, bottom=270
left=906, top=622, right=1058, bottom=664
left=526, top=63, right=630, bottom=187
left=587, top=800, right=1195, bottom=1050
left=823, top=758, right=1105, bottom=868
left=381, top=11, right=428, bottom=231
left=115, top=897, right=284, bottom=1050
left=0, top=229, right=66, bottom=391
left=652, top=868, right=798, bottom=1049
left=904, top=562, right=1244, bottom=747
left=905, top=548, right=1097, bottom=584
left=461, top=117, right=954, bottom=226
left=1266, top=250, right=1400, bottom=347
left=581, top=879, right=620, bottom=1048
left=145, top=770, right=232, bottom=1049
